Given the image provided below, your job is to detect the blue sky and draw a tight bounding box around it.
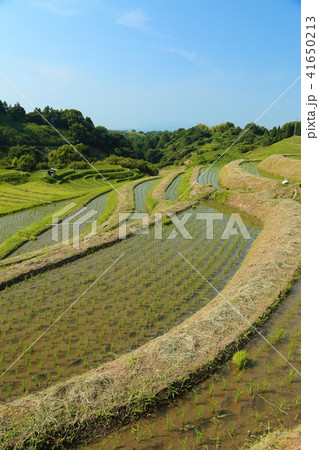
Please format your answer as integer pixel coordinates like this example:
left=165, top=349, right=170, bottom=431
left=0, top=0, right=300, bottom=131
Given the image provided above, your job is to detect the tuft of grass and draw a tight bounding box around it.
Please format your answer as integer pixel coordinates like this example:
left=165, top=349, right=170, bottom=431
left=162, top=217, right=172, bottom=226
left=232, top=349, right=249, bottom=369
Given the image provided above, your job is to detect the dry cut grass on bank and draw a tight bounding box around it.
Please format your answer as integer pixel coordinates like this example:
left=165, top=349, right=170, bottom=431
left=247, top=425, right=301, bottom=449
left=258, top=155, right=301, bottom=184
left=219, top=160, right=300, bottom=200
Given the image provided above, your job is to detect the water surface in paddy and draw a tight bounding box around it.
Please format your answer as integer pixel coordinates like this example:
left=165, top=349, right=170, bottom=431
left=0, top=199, right=71, bottom=244
left=134, top=179, right=159, bottom=212
left=0, top=204, right=259, bottom=402
left=7, top=192, right=110, bottom=257
left=85, top=280, right=300, bottom=450
left=197, top=167, right=221, bottom=190
left=166, top=174, right=183, bottom=201
left=241, top=162, right=260, bottom=176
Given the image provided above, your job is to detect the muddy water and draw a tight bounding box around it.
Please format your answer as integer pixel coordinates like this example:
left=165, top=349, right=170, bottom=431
left=0, top=205, right=259, bottom=402
left=166, top=174, right=183, bottom=201
left=85, top=280, right=300, bottom=450
left=241, top=162, right=260, bottom=176
left=7, top=192, right=110, bottom=257
left=134, top=179, right=159, bottom=212
left=198, top=167, right=221, bottom=190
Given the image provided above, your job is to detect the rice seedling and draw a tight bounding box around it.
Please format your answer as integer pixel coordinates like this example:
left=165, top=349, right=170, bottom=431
left=132, top=425, right=143, bottom=442
left=210, top=399, right=217, bottom=414
left=111, top=433, right=120, bottom=448
left=279, top=376, right=285, bottom=391
left=181, top=437, right=188, bottom=450
left=178, top=408, right=186, bottom=428
left=235, top=388, right=244, bottom=402
left=215, top=430, right=222, bottom=448
left=266, top=361, right=271, bottom=375
left=270, top=328, right=284, bottom=345
left=147, top=424, right=154, bottom=438
left=166, top=413, right=171, bottom=432
left=196, top=406, right=204, bottom=421
left=193, top=389, right=200, bottom=404
left=247, top=380, right=254, bottom=396
left=222, top=378, right=227, bottom=390
left=229, top=421, right=235, bottom=437
left=194, top=428, right=204, bottom=446
left=289, top=370, right=296, bottom=383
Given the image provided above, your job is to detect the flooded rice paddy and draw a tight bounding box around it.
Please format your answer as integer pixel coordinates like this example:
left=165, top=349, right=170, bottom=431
left=240, top=162, right=260, bottom=176
left=85, top=280, right=300, bottom=449
left=198, top=167, right=221, bottom=190
left=7, top=192, right=110, bottom=257
left=134, top=180, right=159, bottom=212
left=0, top=199, right=72, bottom=244
left=0, top=204, right=259, bottom=402
left=166, top=174, right=183, bottom=201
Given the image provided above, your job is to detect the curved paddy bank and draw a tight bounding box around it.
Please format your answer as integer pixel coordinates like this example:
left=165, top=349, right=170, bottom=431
left=145, top=169, right=185, bottom=212
left=86, top=279, right=300, bottom=449
left=219, top=160, right=299, bottom=200
left=0, top=160, right=300, bottom=449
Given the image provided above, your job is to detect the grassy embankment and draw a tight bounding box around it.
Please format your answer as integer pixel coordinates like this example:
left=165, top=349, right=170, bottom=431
left=145, top=168, right=184, bottom=213
left=0, top=156, right=300, bottom=448
left=258, top=154, right=301, bottom=184
left=245, top=136, right=301, bottom=160
left=248, top=425, right=301, bottom=449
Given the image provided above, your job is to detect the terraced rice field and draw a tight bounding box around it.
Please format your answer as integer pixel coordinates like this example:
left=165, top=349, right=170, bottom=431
left=0, top=199, right=73, bottom=244
left=0, top=182, right=79, bottom=216
left=198, top=167, right=221, bottom=190
left=60, top=167, right=138, bottom=191
left=241, top=162, right=260, bottom=176
left=0, top=204, right=259, bottom=402
left=87, top=280, right=301, bottom=449
left=8, top=192, right=110, bottom=257
left=134, top=179, right=159, bottom=212
left=166, top=174, right=183, bottom=201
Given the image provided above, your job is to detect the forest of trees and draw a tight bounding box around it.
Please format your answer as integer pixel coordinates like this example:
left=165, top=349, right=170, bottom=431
left=0, top=99, right=301, bottom=172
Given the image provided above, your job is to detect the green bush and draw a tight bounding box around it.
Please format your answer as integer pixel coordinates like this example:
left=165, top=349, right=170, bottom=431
left=0, top=171, right=29, bottom=185
left=162, top=217, right=172, bottom=226
left=40, top=175, right=56, bottom=184
left=68, top=161, right=88, bottom=169
left=232, top=350, right=249, bottom=369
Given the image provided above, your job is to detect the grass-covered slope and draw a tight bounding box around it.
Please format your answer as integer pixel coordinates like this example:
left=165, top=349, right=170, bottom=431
left=245, top=136, right=301, bottom=159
